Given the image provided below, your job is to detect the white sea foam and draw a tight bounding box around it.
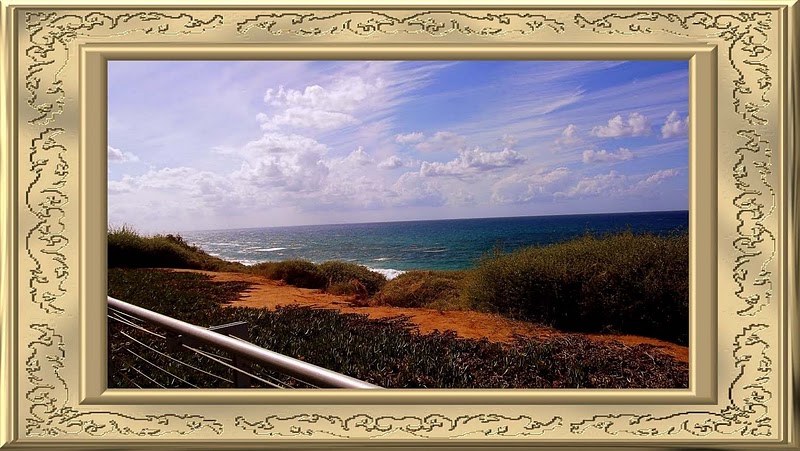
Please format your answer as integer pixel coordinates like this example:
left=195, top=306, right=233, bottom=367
left=422, top=248, right=447, bottom=253
left=253, top=247, right=287, bottom=252
left=373, top=257, right=391, bottom=261
left=368, top=267, right=405, bottom=280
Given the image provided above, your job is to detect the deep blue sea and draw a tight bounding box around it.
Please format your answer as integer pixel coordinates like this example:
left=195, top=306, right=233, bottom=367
left=180, top=210, right=688, bottom=279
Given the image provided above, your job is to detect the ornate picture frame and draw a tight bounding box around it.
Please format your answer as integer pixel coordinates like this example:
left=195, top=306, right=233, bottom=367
left=1, top=0, right=797, bottom=449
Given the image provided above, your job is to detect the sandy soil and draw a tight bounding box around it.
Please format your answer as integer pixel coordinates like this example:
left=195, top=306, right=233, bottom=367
left=170, top=269, right=689, bottom=363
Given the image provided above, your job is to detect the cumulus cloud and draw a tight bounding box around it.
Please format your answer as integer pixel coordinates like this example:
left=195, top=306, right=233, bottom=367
left=390, top=171, right=446, bottom=207
left=639, top=168, right=680, bottom=186
left=499, top=134, right=518, bottom=147
left=106, top=167, right=237, bottom=205
left=257, top=77, right=385, bottom=131
left=343, top=146, right=373, bottom=166
left=555, top=124, right=581, bottom=146
left=108, top=146, right=139, bottom=163
left=590, top=113, right=651, bottom=138
left=661, top=111, right=689, bottom=138
left=234, top=152, right=330, bottom=193
left=420, top=147, right=526, bottom=178
left=378, top=155, right=405, bottom=170
left=415, top=131, right=466, bottom=153
left=257, top=109, right=357, bottom=131
left=395, top=132, right=425, bottom=144
left=491, top=167, right=571, bottom=204
left=582, top=147, right=635, bottom=164
left=233, top=132, right=328, bottom=157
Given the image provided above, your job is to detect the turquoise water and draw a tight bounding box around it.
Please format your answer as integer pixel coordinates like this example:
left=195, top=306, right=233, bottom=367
left=180, top=210, right=688, bottom=278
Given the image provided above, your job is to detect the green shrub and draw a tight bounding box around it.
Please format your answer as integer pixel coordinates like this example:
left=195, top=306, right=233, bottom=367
left=318, top=261, right=387, bottom=296
left=250, top=260, right=327, bottom=289
left=461, top=231, right=689, bottom=345
left=374, top=270, right=466, bottom=309
left=107, top=225, right=244, bottom=272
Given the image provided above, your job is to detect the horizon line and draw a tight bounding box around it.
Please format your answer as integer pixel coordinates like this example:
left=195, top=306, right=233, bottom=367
left=172, top=208, right=689, bottom=235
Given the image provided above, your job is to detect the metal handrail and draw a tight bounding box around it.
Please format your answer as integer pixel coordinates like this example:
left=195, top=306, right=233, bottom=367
left=108, top=296, right=381, bottom=389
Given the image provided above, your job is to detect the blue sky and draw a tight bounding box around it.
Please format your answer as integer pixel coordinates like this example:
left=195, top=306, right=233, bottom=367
left=108, top=60, right=689, bottom=233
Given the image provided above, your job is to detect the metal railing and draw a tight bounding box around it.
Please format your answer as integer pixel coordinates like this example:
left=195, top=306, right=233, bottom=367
left=108, top=296, right=381, bottom=389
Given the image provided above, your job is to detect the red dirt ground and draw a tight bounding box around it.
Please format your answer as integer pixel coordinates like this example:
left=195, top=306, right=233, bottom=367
left=171, top=269, right=689, bottom=363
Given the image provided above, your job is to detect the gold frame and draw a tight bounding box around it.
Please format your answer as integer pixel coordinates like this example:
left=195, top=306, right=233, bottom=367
left=0, top=0, right=797, bottom=449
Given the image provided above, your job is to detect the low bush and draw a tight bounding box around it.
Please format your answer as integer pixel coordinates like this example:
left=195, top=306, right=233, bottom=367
left=461, top=231, right=689, bottom=345
left=250, top=260, right=386, bottom=295
left=318, top=261, right=387, bottom=296
left=374, top=270, right=466, bottom=309
left=107, top=225, right=244, bottom=272
left=250, top=259, right=327, bottom=289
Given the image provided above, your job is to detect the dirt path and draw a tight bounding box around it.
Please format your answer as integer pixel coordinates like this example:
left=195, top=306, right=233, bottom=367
left=170, top=269, right=689, bottom=363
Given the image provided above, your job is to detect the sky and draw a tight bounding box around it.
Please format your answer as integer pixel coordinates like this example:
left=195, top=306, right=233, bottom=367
left=107, top=60, right=689, bottom=233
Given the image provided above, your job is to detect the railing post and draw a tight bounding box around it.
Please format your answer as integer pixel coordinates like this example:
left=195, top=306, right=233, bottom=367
left=209, top=322, right=252, bottom=388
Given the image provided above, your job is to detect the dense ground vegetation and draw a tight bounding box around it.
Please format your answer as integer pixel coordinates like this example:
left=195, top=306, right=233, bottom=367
left=109, top=227, right=688, bottom=345
left=108, top=268, right=688, bottom=389
left=108, top=225, right=245, bottom=272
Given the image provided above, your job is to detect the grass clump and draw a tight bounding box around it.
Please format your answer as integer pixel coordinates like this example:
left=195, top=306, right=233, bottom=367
left=374, top=270, right=466, bottom=309
left=461, top=231, right=689, bottom=345
left=107, top=225, right=244, bottom=272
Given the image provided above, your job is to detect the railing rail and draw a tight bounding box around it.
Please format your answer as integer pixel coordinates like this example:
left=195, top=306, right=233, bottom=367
left=108, top=296, right=381, bottom=389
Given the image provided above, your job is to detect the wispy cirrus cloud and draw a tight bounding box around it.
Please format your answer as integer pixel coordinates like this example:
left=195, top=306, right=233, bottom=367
left=108, top=60, right=689, bottom=231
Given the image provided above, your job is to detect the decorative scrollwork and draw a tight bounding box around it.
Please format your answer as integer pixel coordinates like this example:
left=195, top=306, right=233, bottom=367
left=574, top=12, right=772, bottom=127
left=571, top=324, right=772, bottom=436
left=235, top=413, right=562, bottom=438
left=15, top=6, right=781, bottom=443
left=26, top=324, right=224, bottom=437
left=237, top=11, right=565, bottom=37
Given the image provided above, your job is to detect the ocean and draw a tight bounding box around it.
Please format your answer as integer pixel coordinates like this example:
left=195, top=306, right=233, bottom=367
left=180, top=210, right=689, bottom=279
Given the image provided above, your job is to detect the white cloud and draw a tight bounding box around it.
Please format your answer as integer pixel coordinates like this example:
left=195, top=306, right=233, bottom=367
left=415, top=131, right=466, bottom=153
left=108, top=145, right=139, bottom=163
left=582, top=147, right=635, bottom=164
left=499, top=134, right=518, bottom=147
left=395, top=132, right=425, bottom=144
left=257, top=77, right=385, bottom=131
left=342, top=146, right=374, bottom=166
left=390, top=171, right=446, bottom=207
left=661, top=111, right=689, bottom=138
left=234, top=152, right=330, bottom=193
left=590, top=113, right=651, bottom=138
left=491, top=167, right=571, bottom=204
left=107, top=166, right=254, bottom=230
left=257, top=108, right=358, bottom=131
left=555, top=124, right=581, bottom=146
left=420, top=147, right=526, bottom=178
left=378, top=155, right=404, bottom=170
left=639, top=168, right=680, bottom=186
left=264, top=78, right=382, bottom=112
left=556, top=171, right=628, bottom=199
left=556, top=168, right=681, bottom=199
left=234, top=132, right=328, bottom=157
